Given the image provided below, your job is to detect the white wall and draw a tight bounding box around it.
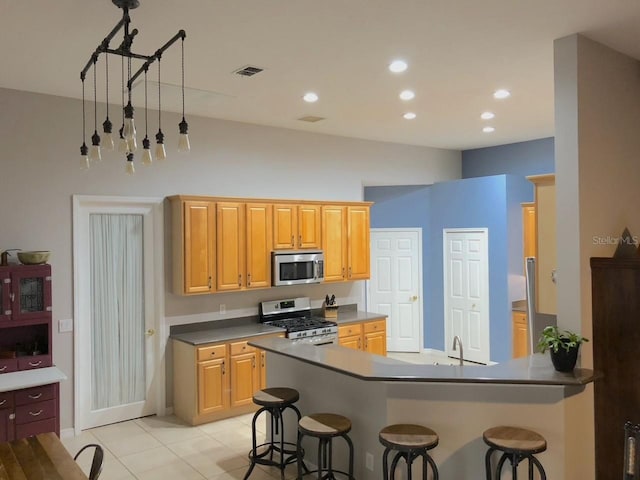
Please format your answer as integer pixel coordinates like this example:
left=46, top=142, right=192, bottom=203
left=554, top=34, right=640, bottom=480
left=0, top=87, right=461, bottom=430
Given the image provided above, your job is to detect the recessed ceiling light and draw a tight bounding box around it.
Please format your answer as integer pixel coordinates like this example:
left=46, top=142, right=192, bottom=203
left=493, top=89, right=511, bottom=99
left=389, top=60, right=408, bottom=73
left=303, top=92, right=319, bottom=103
left=483, top=126, right=495, bottom=133
left=480, top=111, right=495, bottom=120
left=399, top=90, right=415, bottom=101
left=403, top=112, right=417, bottom=120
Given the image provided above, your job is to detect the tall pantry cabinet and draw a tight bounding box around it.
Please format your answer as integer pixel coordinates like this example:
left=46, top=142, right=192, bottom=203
left=591, top=257, right=640, bottom=480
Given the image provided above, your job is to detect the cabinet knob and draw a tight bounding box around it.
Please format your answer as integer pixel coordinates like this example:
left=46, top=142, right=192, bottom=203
left=551, top=269, right=557, bottom=284
left=146, top=329, right=155, bottom=336
left=9, top=293, right=14, bottom=302
left=0, top=366, right=7, bottom=372
left=238, top=274, right=242, bottom=287
left=29, top=409, right=44, bottom=417
left=0, top=399, right=6, bottom=406
left=247, top=273, right=251, bottom=286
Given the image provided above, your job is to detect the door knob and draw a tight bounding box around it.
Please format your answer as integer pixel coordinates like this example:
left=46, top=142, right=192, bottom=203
left=411, top=295, right=418, bottom=301
left=146, top=329, right=155, bottom=336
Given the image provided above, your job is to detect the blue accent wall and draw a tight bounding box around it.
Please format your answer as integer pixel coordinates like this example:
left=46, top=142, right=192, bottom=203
left=366, top=176, right=533, bottom=363
left=462, top=137, right=555, bottom=179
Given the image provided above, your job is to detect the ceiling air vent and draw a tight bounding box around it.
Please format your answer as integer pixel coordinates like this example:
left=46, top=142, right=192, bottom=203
left=233, top=65, right=264, bottom=77
left=298, top=116, right=325, bottom=123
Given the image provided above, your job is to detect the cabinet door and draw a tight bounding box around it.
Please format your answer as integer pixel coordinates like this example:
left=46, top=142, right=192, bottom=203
left=246, top=204, right=272, bottom=289
left=217, top=202, right=246, bottom=291
left=11, top=265, right=52, bottom=321
left=522, top=203, right=536, bottom=261
left=322, top=206, right=347, bottom=282
left=230, top=352, right=259, bottom=408
left=273, top=204, right=297, bottom=250
left=347, top=206, right=370, bottom=280
left=183, top=200, right=216, bottom=294
left=197, top=358, right=228, bottom=415
left=531, top=175, right=556, bottom=314
left=0, top=409, right=14, bottom=442
left=339, top=335, right=361, bottom=351
left=298, top=205, right=322, bottom=249
left=338, top=323, right=362, bottom=351
left=512, top=312, right=529, bottom=358
left=0, top=267, right=11, bottom=322
left=259, top=350, right=267, bottom=391
left=364, top=331, right=386, bottom=356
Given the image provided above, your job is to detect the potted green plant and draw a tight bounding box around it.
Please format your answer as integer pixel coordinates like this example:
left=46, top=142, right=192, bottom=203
left=537, top=325, right=589, bottom=372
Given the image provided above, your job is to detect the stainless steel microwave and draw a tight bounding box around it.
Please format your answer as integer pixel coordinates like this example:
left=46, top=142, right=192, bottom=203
left=272, top=251, right=324, bottom=286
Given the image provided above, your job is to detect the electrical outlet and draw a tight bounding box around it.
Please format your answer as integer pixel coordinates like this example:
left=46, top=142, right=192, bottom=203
left=220, top=304, right=226, bottom=314
left=58, top=318, right=73, bottom=333
left=365, top=452, right=374, bottom=471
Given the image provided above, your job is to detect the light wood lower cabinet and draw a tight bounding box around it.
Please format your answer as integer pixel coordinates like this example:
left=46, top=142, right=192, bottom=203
left=512, top=312, right=529, bottom=359
left=338, top=319, right=387, bottom=356
left=173, top=334, right=281, bottom=425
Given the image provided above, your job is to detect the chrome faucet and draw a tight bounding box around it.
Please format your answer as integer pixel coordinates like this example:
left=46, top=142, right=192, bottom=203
left=452, top=336, right=464, bottom=366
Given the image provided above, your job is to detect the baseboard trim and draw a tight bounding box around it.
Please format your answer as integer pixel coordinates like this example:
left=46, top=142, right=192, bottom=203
left=60, top=427, right=75, bottom=439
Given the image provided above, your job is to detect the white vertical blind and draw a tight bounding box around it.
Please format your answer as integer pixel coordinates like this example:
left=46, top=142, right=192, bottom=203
left=90, top=213, right=145, bottom=410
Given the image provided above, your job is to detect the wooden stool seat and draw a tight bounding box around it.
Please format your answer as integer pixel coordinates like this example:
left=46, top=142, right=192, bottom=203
left=299, top=413, right=352, bottom=438
left=483, top=426, right=547, bottom=480
left=297, top=413, right=354, bottom=479
left=379, top=424, right=439, bottom=450
left=483, top=426, right=547, bottom=454
left=252, top=387, right=299, bottom=407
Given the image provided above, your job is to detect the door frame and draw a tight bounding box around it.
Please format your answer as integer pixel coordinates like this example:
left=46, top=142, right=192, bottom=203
left=366, top=228, right=424, bottom=352
left=442, top=227, right=490, bottom=363
left=72, top=195, right=166, bottom=434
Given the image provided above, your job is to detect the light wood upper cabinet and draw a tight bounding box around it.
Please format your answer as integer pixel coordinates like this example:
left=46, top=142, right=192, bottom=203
left=322, top=206, right=348, bottom=282
left=273, top=204, right=321, bottom=250
left=216, top=202, right=245, bottom=291
left=347, top=206, right=370, bottom=280
left=528, top=175, right=556, bottom=315
left=217, top=202, right=272, bottom=292
left=322, top=205, right=371, bottom=282
left=246, top=204, right=272, bottom=288
left=171, top=198, right=215, bottom=295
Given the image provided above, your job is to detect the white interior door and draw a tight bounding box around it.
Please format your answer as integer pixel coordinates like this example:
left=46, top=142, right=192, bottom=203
left=73, top=196, right=164, bottom=432
left=368, top=229, right=422, bottom=352
left=443, top=228, right=490, bottom=364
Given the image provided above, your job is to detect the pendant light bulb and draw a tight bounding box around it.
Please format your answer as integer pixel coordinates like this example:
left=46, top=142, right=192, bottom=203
left=178, top=118, right=190, bottom=152
left=90, top=131, right=102, bottom=162
left=142, top=136, right=152, bottom=166
left=80, top=143, right=90, bottom=170
left=118, top=125, right=128, bottom=153
left=127, top=135, right=137, bottom=153
left=125, top=153, right=135, bottom=175
left=102, top=118, right=114, bottom=151
left=123, top=102, right=136, bottom=140
left=155, top=130, right=166, bottom=160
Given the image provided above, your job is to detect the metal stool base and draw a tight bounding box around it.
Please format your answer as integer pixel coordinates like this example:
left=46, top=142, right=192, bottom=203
left=383, top=447, right=439, bottom=480
left=297, top=432, right=354, bottom=480
left=484, top=447, right=547, bottom=480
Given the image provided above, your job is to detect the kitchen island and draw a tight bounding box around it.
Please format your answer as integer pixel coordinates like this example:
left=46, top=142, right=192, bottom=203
left=249, top=337, right=595, bottom=479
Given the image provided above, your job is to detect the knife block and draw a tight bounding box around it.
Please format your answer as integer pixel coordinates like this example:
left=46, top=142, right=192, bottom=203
left=322, top=304, right=339, bottom=319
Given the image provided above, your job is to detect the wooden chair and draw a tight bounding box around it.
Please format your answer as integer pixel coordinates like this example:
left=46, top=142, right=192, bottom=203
left=74, top=444, right=104, bottom=480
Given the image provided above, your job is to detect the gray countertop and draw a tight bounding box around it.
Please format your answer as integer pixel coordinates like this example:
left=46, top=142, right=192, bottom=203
left=249, top=337, right=595, bottom=386
left=169, top=309, right=387, bottom=346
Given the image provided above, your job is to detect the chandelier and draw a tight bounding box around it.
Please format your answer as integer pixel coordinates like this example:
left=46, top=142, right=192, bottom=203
left=79, top=0, right=190, bottom=174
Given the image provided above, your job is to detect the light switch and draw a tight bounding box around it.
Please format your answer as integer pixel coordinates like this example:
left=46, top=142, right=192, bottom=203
left=58, top=318, right=73, bottom=333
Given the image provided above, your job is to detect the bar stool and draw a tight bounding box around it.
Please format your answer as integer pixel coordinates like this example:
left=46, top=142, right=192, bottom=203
left=483, top=426, right=547, bottom=480
left=243, top=387, right=303, bottom=480
left=379, top=423, right=439, bottom=480
left=297, top=413, right=354, bottom=480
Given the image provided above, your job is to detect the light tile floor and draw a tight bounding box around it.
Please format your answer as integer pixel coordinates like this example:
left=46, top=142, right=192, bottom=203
left=62, top=413, right=291, bottom=480
left=62, top=351, right=457, bottom=480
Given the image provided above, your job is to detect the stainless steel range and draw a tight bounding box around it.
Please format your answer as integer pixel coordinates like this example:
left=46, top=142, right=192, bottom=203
left=259, top=297, right=338, bottom=345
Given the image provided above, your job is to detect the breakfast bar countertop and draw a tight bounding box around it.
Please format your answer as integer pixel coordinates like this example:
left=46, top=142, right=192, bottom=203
left=249, top=336, right=595, bottom=386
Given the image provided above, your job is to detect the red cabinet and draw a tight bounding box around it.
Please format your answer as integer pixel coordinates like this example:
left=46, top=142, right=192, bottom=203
left=0, top=264, right=58, bottom=439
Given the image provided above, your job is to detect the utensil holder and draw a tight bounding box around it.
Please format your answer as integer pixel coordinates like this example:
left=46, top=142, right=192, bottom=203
left=323, top=304, right=338, bottom=319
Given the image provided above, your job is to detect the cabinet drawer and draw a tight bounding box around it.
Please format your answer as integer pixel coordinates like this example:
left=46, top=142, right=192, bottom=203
left=197, top=344, right=226, bottom=362
left=0, top=358, right=17, bottom=374
left=513, top=312, right=527, bottom=325
left=17, top=355, right=51, bottom=370
left=338, top=324, right=362, bottom=337
left=15, top=399, right=56, bottom=424
left=364, top=320, right=385, bottom=334
left=0, top=392, right=13, bottom=410
left=16, top=417, right=56, bottom=438
left=230, top=340, right=256, bottom=356
left=15, top=384, right=55, bottom=406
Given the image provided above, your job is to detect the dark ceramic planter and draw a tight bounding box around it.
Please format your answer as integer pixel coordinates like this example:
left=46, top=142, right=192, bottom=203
left=550, top=343, right=579, bottom=372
